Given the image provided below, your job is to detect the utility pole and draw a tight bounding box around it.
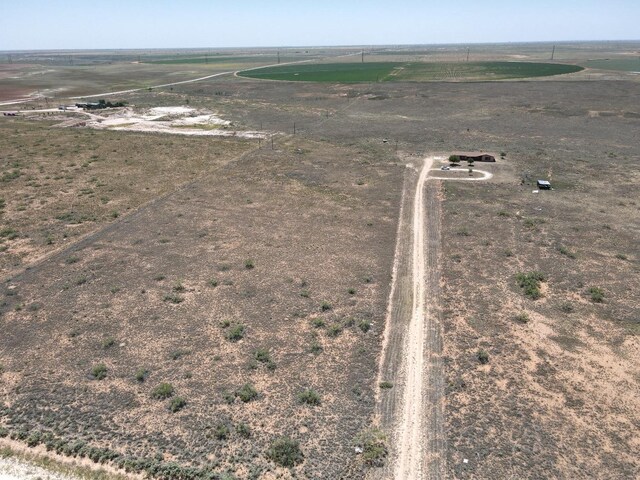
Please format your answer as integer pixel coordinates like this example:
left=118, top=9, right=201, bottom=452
left=551, top=45, right=555, bottom=60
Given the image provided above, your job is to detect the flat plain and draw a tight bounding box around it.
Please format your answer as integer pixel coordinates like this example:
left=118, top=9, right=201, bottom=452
left=1, top=42, right=639, bottom=479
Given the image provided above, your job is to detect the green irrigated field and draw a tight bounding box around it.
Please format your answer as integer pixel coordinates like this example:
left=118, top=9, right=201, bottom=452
left=583, top=58, right=640, bottom=72
left=145, top=55, right=279, bottom=65
left=239, top=61, right=584, bottom=82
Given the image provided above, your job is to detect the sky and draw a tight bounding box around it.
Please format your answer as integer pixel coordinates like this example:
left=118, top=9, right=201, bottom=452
left=0, top=0, right=638, bottom=50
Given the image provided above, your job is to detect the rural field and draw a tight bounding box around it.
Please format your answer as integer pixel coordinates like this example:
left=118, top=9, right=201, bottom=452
left=1, top=42, right=639, bottom=480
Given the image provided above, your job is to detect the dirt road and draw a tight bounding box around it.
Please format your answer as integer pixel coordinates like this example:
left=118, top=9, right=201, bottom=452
left=373, top=156, right=445, bottom=480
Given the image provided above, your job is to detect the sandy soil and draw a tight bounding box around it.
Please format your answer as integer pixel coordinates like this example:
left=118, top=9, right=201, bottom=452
left=57, top=105, right=266, bottom=138
left=394, top=156, right=433, bottom=478
left=0, top=457, right=76, bottom=480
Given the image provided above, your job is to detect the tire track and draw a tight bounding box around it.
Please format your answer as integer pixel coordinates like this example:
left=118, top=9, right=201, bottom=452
left=372, top=156, right=445, bottom=479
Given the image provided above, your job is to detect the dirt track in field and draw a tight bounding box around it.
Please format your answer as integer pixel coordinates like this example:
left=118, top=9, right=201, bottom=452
left=372, top=156, right=445, bottom=480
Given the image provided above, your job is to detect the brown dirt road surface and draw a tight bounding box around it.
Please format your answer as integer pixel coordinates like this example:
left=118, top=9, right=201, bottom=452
left=372, top=156, right=446, bottom=480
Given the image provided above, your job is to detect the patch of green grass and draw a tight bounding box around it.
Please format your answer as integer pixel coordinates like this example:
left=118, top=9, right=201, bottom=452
left=354, top=428, right=388, bottom=466
left=297, top=389, right=321, bottom=406
left=135, top=368, right=148, bottom=382
left=169, top=396, right=186, bottom=413
left=151, top=382, right=174, bottom=399
left=214, top=423, right=230, bottom=440
left=587, top=287, right=605, bottom=303
left=163, top=293, right=184, bottom=304
left=584, top=58, right=640, bottom=72
left=226, top=324, right=245, bottom=342
left=91, top=364, right=107, bottom=380
left=477, top=349, right=490, bottom=364
left=327, top=323, right=343, bottom=337
left=236, top=383, right=258, bottom=402
left=240, top=61, right=584, bottom=83
left=358, top=319, right=371, bottom=333
left=235, top=422, right=251, bottom=438
left=266, top=437, right=304, bottom=467
left=516, top=271, right=546, bottom=299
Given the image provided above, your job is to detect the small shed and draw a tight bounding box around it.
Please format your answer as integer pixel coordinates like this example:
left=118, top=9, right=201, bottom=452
left=537, top=180, right=551, bottom=190
left=456, top=152, right=496, bottom=162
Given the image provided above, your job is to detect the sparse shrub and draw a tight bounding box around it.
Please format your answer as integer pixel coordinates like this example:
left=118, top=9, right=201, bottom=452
left=477, top=349, right=490, bottom=364
left=348, top=288, right=356, bottom=295
left=266, top=437, right=304, bottom=467
left=321, top=301, right=332, bottom=311
left=173, top=282, right=186, bottom=292
left=363, top=275, right=373, bottom=284
left=358, top=320, right=371, bottom=333
left=154, top=274, right=166, bottom=281
left=309, top=341, right=323, bottom=354
left=327, top=323, right=343, bottom=337
left=312, top=317, right=325, bottom=328
left=91, top=363, right=107, bottom=380
left=355, top=428, right=387, bottom=466
left=523, top=217, right=545, bottom=229
left=558, top=245, right=576, bottom=259
left=214, top=423, right=230, bottom=440
left=559, top=302, right=574, bottom=313
left=300, top=290, right=310, bottom=298
left=163, top=293, right=184, bottom=304
left=0, top=363, right=4, bottom=374
left=135, top=368, right=148, bottom=382
left=208, top=278, right=219, bottom=287
left=504, top=249, right=514, bottom=257
left=254, top=348, right=271, bottom=364
left=297, top=389, right=321, bottom=406
left=236, top=422, right=251, bottom=438
left=102, top=337, right=116, bottom=349
left=514, top=312, right=530, bottom=324
left=65, top=256, right=80, bottom=264
left=343, top=317, right=356, bottom=327
left=516, top=271, right=546, bottom=299
left=220, top=319, right=231, bottom=328
left=379, top=381, right=393, bottom=389
left=169, top=396, right=186, bottom=412
left=236, top=383, right=258, bottom=402
left=222, top=391, right=235, bottom=404
left=226, top=324, right=245, bottom=342
left=497, top=210, right=510, bottom=217
left=170, top=349, right=190, bottom=360
left=151, top=382, right=174, bottom=399
left=615, top=253, right=628, bottom=260
left=588, top=287, right=605, bottom=303
left=457, top=228, right=470, bottom=236
left=244, top=259, right=254, bottom=269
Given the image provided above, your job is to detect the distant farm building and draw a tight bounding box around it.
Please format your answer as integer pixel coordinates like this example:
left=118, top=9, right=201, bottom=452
left=537, top=180, right=552, bottom=190
left=456, top=152, right=496, bottom=162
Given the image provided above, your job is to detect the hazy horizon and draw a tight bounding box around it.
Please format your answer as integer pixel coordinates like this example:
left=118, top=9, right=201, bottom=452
left=1, top=0, right=639, bottom=51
